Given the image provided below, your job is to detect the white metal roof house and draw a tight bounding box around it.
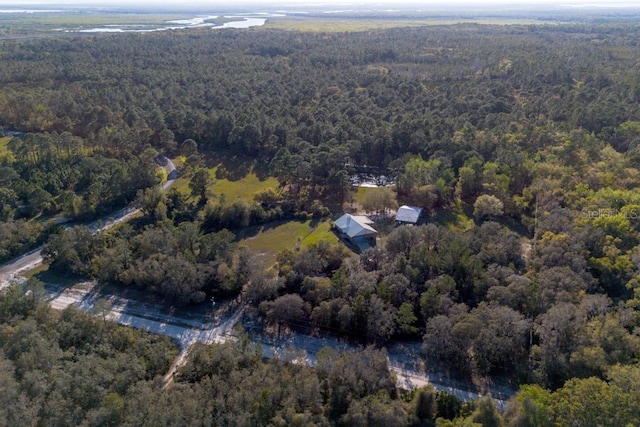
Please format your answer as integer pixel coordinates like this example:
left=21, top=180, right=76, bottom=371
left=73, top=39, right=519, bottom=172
left=334, top=213, right=377, bottom=250
left=395, top=205, right=423, bottom=224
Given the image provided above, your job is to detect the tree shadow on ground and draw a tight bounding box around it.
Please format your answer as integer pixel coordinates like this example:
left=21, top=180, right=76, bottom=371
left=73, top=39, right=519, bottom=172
left=300, top=186, right=351, bottom=216
left=204, top=150, right=272, bottom=182
left=233, top=218, right=306, bottom=242
left=36, top=270, right=85, bottom=301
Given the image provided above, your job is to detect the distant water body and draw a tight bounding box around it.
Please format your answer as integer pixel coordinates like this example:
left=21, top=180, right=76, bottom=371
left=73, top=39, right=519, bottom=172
left=66, top=14, right=280, bottom=33
left=0, top=9, right=63, bottom=13
left=0, top=9, right=278, bottom=32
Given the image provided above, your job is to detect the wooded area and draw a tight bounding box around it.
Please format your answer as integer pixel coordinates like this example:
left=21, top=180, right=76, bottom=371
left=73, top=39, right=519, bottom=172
left=2, top=22, right=640, bottom=424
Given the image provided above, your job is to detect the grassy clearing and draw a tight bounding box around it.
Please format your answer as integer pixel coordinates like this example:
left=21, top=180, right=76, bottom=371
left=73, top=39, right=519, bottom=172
left=171, top=176, right=190, bottom=196
left=351, top=186, right=387, bottom=204
left=171, top=154, right=277, bottom=203
left=301, top=220, right=338, bottom=247
left=0, top=136, right=12, bottom=161
left=211, top=169, right=278, bottom=201
left=173, top=169, right=277, bottom=202
left=344, top=186, right=395, bottom=214
left=238, top=219, right=337, bottom=265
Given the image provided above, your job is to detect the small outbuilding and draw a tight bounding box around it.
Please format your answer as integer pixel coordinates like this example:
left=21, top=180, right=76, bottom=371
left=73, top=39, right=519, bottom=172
left=334, top=214, right=377, bottom=249
left=395, top=205, right=423, bottom=225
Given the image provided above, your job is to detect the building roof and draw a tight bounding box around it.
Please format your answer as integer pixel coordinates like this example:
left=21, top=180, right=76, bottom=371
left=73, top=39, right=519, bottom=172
left=335, top=214, right=378, bottom=238
left=351, top=215, right=374, bottom=225
left=395, top=205, right=423, bottom=224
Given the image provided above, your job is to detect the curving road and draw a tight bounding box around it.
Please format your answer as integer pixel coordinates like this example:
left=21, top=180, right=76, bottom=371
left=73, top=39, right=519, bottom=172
left=40, top=275, right=515, bottom=406
left=244, top=326, right=515, bottom=407
left=0, top=154, right=516, bottom=406
left=0, top=155, right=176, bottom=289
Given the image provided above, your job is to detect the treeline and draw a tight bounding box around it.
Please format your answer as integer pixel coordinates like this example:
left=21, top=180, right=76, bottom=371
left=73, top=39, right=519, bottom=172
left=1, top=25, right=640, bottom=172
left=0, top=219, right=48, bottom=262
left=0, top=131, right=162, bottom=262
left=41, top=220, right=251, bottom=305
left=256, top=215, right=640, bottom=389
left=0, top=283, right=470, bottom=426
left=250, top=125, right=640, bottom=390
left=2, top=282, right=639, bottom=426
left=1, top=132, right=160, bottom=220
left=0, top=281, right=177, bottom=426
left=4, top=22, right=640, bottom=423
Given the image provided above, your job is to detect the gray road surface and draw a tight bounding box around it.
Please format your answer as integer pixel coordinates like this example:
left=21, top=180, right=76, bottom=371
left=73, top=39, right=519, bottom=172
left=0, top=154, right=515, bottom=406
left=0, top=155, right=176, bottom=289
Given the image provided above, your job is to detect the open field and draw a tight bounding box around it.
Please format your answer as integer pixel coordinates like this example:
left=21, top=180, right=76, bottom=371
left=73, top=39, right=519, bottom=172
left=0, top=9, right=569, bottom=38
left=172, top=153, right=278, bottom=202
left=344, top=186, right=395, bottom=214
left=173, top=169, right=277, bottom=202
left=0, top=13, right=192, bottom=31
left=211, top=169, right=279, bottom=201
left=238, top=219, right=338, bottom=265
left=264, top=17, right=555, bottom=32
left=172, top=156, right=337, bottom=264
left=302, top=220, right=338, bottom=247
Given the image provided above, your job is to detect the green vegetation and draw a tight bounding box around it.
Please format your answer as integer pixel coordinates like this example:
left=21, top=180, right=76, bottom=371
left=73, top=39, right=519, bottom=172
left=212, top=169, right=279, bottom=201
left=0, top=136, right=11, bottom=160
left=238, top=219, right=337, bottom=264
left=239, top=220, right=310, bottom=257
left=348, top=186, right=394, bottom=212
left=0, top=281, right=178, bottom=426
left=203, top=16, right=243, bottom=26
left=3, top=17, right=640, bottom=426
left=264, top=17, right=437, bottom=32
left=265, top=17, right=548, bottom=32
left=429, top=207, right=475, bottom=232
left=0, top=12, right=192, bottom=33
left=302, top=219, right=339, bottom=246
left=173, top=157, right=277, bottom=201
left=0, top=281, right=460, bottom=427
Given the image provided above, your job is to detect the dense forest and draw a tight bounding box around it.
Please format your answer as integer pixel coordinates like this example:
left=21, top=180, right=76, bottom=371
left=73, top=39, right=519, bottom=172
left=2, top=22, right=640, bottom=424
left=3, top=282, right=638, bottom=426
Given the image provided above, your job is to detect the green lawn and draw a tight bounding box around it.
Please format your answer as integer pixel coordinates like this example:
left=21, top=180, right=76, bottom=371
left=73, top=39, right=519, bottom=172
left=344, top=186, right=396, bottom=214
left=0, top=136, right=12, bottom=161
left=171, top=154, right=338, bottom=265
left=351, top=186, right=386, bottom=204
left=301, top=220, right=339, bottom=247
left=238, top=219, right=337, bottom=266
left=173, top=170, right=277, bottom=202
left=211, top=169, right=279, bottom=201
left=172, top=156, right=278, bottom=203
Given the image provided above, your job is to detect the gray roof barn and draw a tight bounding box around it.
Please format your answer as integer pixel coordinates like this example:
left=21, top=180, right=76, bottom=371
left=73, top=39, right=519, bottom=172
left=334, top=214, right=377, bottom=239
left=395, top=205, right=423, bottom=224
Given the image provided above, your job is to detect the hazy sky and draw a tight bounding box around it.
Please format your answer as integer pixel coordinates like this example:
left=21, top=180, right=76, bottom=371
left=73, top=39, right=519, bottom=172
left=2, top=0, right=640, bottom=11
left=5, top=0, right=640, bottom=6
